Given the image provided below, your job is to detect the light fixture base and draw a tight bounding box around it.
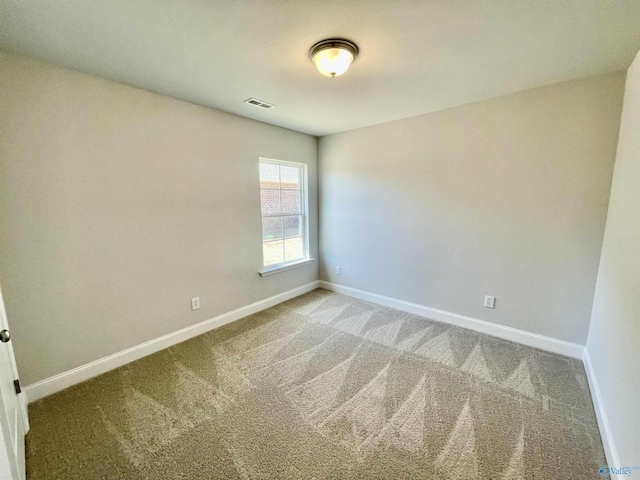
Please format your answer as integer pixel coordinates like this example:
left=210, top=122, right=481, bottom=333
left=309, top=39, right=359, bottom=61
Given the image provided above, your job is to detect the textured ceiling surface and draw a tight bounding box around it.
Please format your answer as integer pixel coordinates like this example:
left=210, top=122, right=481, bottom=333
left=1, top=0, right=639, bottom=136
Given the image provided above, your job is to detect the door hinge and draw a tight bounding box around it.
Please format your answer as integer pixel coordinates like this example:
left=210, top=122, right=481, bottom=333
left=13, top=379, right=21, bottom=395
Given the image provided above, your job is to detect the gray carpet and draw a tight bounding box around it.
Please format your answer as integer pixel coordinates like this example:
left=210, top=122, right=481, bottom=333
left=26, top=289, right=607, bottom=479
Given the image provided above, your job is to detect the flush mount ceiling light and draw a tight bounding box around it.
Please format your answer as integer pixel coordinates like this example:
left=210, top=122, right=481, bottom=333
left=309, top=39, right=359, bottom=77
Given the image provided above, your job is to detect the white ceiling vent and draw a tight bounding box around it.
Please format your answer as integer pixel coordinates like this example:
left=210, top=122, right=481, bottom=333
left=244, top=97, right=276, bottom=109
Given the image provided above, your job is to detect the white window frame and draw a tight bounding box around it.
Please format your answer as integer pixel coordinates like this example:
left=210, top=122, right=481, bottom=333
left=258, top=158, right=313, bottom=276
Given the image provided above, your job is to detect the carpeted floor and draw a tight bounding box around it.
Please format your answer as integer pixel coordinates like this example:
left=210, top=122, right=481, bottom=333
left=26, top=289, right=607, bottom=479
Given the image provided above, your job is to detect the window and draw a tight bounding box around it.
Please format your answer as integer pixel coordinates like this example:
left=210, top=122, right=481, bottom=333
left=259, top=158, right=309, bottom=272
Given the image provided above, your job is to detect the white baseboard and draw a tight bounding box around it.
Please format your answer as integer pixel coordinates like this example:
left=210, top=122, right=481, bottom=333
left=319, top=281, right=584, bottom=359
left=583, top=349, right=621, bottom=478
left=25, top=281, right=320, bottom=403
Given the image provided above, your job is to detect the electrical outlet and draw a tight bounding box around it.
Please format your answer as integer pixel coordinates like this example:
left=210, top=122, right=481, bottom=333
left=484, top=295, right=495, bottom=309
left=191, top=297, right=200, bottom=311
left=336, top=266, right=342, bottom=275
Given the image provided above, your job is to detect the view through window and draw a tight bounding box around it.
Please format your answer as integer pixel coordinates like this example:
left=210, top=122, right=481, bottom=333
left=259, top=159, right=308, bottom=268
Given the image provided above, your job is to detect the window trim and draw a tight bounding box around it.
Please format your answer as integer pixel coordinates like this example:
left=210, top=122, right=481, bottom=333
left=259, top=257, right=315, bottom=277
left=258, top=157, right=311, bottom=275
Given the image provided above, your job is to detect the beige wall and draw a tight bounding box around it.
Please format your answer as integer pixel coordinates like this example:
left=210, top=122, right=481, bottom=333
left=319, top=72, right=625, bottom=345
left=0, top=48, right=630, bottom=393
left=586, top=51, right=640, bottom=464
left=0, top=52, right=318, bottom=385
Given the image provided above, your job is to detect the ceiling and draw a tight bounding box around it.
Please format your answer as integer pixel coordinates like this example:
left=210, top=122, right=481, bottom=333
left=1, top=1, right=639, bottom=136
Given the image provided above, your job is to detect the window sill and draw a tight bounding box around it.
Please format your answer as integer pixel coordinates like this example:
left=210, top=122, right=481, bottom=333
left=259, top=258, right=315, bottom=277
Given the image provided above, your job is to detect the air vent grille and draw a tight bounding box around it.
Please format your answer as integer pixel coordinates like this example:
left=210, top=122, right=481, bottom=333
left=244, top=97, right=276, bottom=109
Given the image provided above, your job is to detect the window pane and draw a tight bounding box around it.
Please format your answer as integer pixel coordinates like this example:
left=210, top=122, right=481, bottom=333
left=259, top=163, right=280, bottom=189
left=283, top=215, right=301, bottom=238
left=281, top=190, right=301, bottom=214
left=280, top=165, right=301, bottom=190
left=262, top=217, right=283, bottom=241
left=259, top=160, right=307, bottom=269
left=261, top=189, right=281, bottom=215
left=263, top=240, right=284, bottom=266
left=284, top=237, right=303, bottom=262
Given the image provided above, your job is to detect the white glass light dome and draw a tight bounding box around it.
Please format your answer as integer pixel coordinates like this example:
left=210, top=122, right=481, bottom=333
left=309, top=39, right=359, bottom=78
